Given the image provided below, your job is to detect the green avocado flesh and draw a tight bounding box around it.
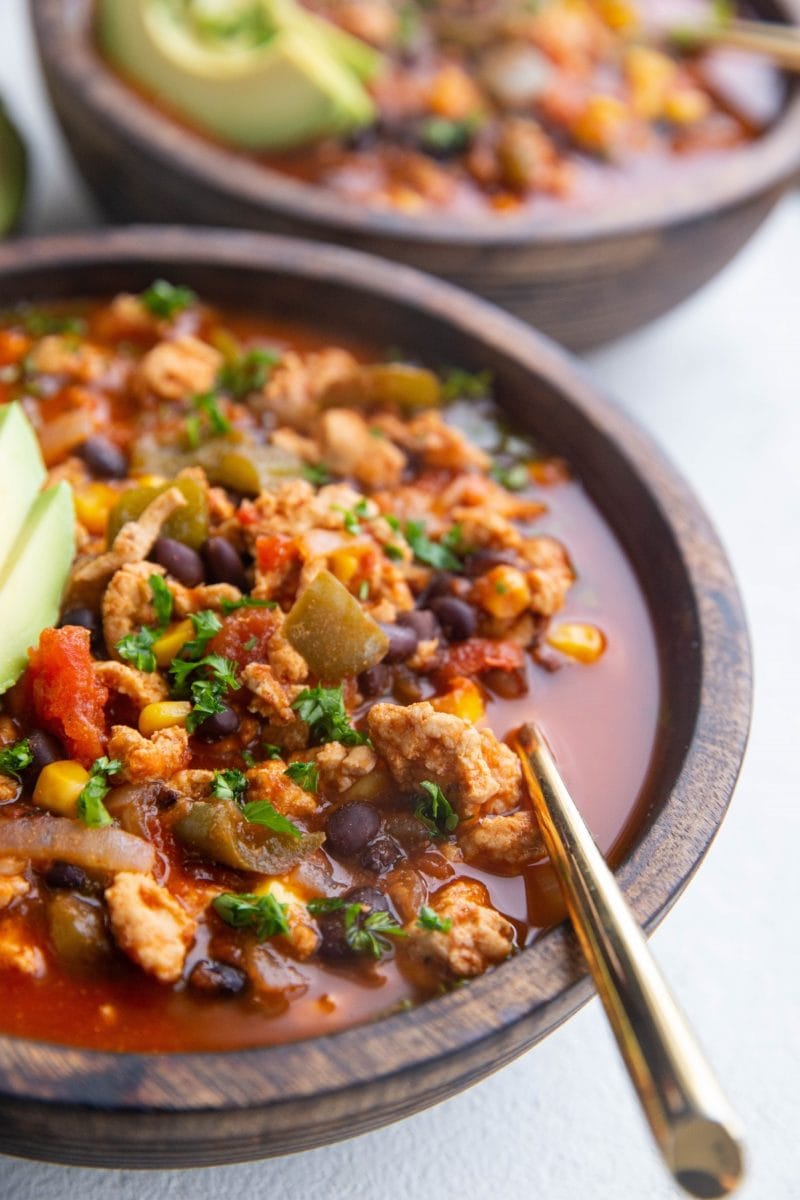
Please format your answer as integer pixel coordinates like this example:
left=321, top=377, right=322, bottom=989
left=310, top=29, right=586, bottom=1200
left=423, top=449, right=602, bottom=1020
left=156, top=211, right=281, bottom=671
left=0, top=403, right=46, bottom=571
left=99, top=0, right=380, bottom=150
left=0, top=103, right=26, bottom=235
left=0, top=408, right=75, bottom=694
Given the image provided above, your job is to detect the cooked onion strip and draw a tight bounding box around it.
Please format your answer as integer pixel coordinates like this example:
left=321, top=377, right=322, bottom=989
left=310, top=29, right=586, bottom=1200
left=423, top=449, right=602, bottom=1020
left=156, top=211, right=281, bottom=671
left=0, top=815, right=156, bottom=873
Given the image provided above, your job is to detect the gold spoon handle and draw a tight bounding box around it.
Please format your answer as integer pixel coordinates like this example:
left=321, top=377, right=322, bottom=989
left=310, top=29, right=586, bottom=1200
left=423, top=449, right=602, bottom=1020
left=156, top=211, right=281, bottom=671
left=672, top=18, right=800, bottom=71
left=515, top=724, right=745, bottom=1199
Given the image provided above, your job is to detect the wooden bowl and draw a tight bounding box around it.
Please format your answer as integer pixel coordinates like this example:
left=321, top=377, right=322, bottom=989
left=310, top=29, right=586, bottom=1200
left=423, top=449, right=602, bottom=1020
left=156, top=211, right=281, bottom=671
left=0, top=227, right=751, bottom=1167
left=30, top=0, right=800, bottom=349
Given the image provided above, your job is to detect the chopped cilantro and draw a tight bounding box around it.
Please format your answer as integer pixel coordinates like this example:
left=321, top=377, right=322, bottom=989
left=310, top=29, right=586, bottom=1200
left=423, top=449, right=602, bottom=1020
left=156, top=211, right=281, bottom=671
left=404, top=520, right=463, bottom=571
left=292, top=685, right=369, bottom=747
left=219, top=596, right=277, bottom=614
left=491, top=463, right=530, bottom=491
left=440, top=367, right=493, bottom=401
left=211, top=768, right=248, bottom=804
left=262, top=743, right=283, bottom=760
left=358, top=580, right=370, bottom=601
left=212, top=892, right=290, bottom=939
left=139, top=280, right=196, bottom=320
left=185, top=679, right=228, bottom=733
left=76, top=757, right=122, bottom=828
left=302, top=463, right=333, bottom=486
left=306, top=896, right=346, bottom=915
left=191, top=390, right=231, bottom=438
left=242, top=800, right=302, bottom=839
left=414, top=780, right=459, bottom=837
left=218, top=348, right=279, bottom=398
left=284, top=761, right=319, bottom=793
left=417, top=905, right=453, bottom=933
left=117, top=626, right=158, bottom=673
left=0, top=739, right=33, bottom=779
left=241, top=749, right=256, bottom=768
left=344, top=904, right=406, bottom=959
left=181, top=609, right=223, bottom=660
left=385, top=514, right=401, bottom=532
left=149, top=574, right=174, bottom=628
left=384, top=543, right=404, bottom=561
left=244, top=635, right=258, bottom=651
left=420, top=115, right=478, bottom=155
left=17, top=311, right=87, bottom=337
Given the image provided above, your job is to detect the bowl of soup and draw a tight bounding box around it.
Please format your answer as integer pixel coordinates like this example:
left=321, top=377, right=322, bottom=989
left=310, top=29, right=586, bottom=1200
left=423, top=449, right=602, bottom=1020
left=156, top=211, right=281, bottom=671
left=0, top=227, right=750, bottom=1167
left=32, top=0, right=800, bottom=348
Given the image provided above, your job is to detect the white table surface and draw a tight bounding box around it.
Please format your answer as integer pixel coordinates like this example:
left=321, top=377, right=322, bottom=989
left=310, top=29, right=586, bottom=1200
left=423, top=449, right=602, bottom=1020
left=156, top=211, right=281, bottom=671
left=1, top=4, right=798, bottom=1197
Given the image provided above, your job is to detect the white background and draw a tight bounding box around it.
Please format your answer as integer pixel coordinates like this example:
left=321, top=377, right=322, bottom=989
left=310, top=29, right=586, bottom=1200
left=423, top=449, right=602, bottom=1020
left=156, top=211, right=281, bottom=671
left=1, top=3, right=798, bottom=1196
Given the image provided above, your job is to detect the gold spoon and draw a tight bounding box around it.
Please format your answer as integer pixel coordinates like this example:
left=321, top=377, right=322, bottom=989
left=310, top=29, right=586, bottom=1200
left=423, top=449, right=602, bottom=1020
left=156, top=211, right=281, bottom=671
left=514, top=723, right=745, bottom=1199
left=669, top=17, right=800, bottom=72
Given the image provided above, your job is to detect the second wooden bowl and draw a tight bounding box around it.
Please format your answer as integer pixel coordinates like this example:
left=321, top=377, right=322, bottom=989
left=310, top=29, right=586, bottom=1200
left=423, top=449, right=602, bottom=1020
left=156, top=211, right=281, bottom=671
left=0, top=226, right=751, bottom=1168
left=32, top=0, right=800, bottom=350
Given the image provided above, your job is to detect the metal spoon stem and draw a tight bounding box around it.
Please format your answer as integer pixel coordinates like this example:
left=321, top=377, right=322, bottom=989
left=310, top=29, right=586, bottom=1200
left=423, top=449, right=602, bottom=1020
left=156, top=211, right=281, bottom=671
left=515, top=723, right=745, bottom=1199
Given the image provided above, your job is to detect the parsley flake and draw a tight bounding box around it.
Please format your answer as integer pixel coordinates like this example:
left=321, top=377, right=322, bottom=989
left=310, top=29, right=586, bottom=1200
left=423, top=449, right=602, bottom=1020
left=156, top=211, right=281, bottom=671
left=191, top=391, right=231, bottom=438
left=306, top=897, right=346, bottom=915
left=414, top=780, right=459, bottom=837
left=292, top=685, right=369, bottom=747
left=440, top=367, right=493, bottom=401
left=242, top=800, right=302, bottom=839
left=284, top=761, right=319, bottom=793
left=211, top=768, right=248, bottom=804
left=218, top=348, right=279, bottom=398
left=219, top=596, right=277, bottom=614
left=344, top=904, right=406, bottom=959
left=0, top=739, right=33, bottom=779
left=491, top=463, right=530, bottom=491
left=139, top=280, right=196, bottom=320
left=302, top=463, right=333, bottom=486
left=417, top=905, right=453, bottom=933
left=116, top=626, right=158, bottom=673
left=76, top=757, right=122, bottom=828
left=212, top=892, right=290, bottom=940
left=404, top=520, right=463, bottom=571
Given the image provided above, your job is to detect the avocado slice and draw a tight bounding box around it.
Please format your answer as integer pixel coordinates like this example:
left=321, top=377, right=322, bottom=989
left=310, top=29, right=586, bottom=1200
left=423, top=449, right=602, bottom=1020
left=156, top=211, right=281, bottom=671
left=0, top=403, right=46, bottom=573
left=100, top=0, right=379, bottom=151
left=0, top=482, right=76, bottom=694
left=0, top=101, right=26, bottom=235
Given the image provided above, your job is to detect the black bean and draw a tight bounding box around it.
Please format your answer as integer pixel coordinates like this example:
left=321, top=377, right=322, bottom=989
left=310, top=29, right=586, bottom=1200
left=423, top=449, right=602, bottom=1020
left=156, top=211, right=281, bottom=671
left=358, top=663, right=392, bottom=698
left=44, top=862, right=88, bottom=890
left=59, top=606, right=103, bottom=655
left=359, top=836, right=403, bottom=875
left=316, top=886, right=392, bottom=962
left=429, top=596, right=477, bottom=641
left=189, top=959, right=247, bottom=997
left=201, top=537, right=248, bottom=590
left=379, top=622, right=418, bottom=665
left=397, top=608, right=441, bottom=642
left=416, top=571, right=455, bottom=607
left=192, top=705, right=240, bottom=742
left=24, top=729, right=64, bottom=783
left=77, top=436, right=128, bottom=480
left=152, top=537, right=205, bottom=588
left=326, top=802, right=381, bottom=858
left=344, top=885, right=392, bottom=913
left=461, top=548, right=523, bottom=577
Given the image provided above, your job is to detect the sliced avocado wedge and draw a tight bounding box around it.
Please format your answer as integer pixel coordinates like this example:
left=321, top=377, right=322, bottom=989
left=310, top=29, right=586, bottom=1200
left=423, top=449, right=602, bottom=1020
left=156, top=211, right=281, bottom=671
left=0, top=102, right=26, bottom=235
left=0, top=403, right=46, bottom=572
left=100, top=0, right=379, bottom=151
left=0, top=481, right=76, bottom=694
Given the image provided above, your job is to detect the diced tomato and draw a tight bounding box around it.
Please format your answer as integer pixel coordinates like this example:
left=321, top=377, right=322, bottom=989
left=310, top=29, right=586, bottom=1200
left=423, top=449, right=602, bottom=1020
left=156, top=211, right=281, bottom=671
left=255, top=534, right=299, bottom=574
left=27, top=627, right=109, bottom=765
left=437, top=637, right=525, bottom=683
left=0, top=329, right=30, bottom=367
left=209, top=608, right=280, bottom=670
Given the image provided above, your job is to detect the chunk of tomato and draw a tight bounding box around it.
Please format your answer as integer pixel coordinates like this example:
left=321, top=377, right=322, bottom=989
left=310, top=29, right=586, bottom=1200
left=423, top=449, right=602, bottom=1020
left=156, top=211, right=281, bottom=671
left=27, top=626, right=109, bottom=765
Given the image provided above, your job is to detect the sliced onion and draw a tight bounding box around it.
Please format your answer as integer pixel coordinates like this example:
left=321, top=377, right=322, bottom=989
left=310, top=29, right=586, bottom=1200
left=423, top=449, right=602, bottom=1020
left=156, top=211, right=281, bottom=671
left=0, top=816, right=155, bottom=874
left=38, top=409, right=95, bottom=467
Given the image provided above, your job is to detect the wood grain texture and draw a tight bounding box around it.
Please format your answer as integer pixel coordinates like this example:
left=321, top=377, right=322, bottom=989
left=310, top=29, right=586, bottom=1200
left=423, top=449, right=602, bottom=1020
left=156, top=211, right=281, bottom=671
left=29, top=0, right=800, bottom=349
left=0, top=228, right=752, bottom=1167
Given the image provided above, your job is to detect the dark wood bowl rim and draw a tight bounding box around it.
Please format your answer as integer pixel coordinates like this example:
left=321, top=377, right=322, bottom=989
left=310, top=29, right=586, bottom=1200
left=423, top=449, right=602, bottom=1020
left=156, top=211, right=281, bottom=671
left=32, top=0, right=800, bottom=248
left=0, top=227, right=752, bottom=1115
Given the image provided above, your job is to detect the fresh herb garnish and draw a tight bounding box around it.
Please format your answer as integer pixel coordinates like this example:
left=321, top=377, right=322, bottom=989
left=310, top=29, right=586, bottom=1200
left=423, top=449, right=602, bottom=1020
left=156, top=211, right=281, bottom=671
left=306, top=896, right=346, bottom=915
left=180, top=609, right=223, bottom=660
left=334, top=500, right=370, bottom=536
left=190, top=390, right=231, bottom=439
left=212, top=892, right=290, bottom=939
left=219, top=596, right=277, bottom=614
left=420, top=115, right=479, bottom=155
left=417, top=905, right=453, bottom=933
left=171, top=654, right=240, bottom=733
left=241, top=800, right=302, bottom=839
left=262, top=743, right=283, bottom=760
left=241, top=749, right=256, bottom=768
left=0, top=739, right=33, bottom=779
left=414, top=780, right=459, bottom=837
left=491, top=463, right=530, bottom=491
left=292, top=685, right=369, bottom=747
left=284, top=761, right=319, bottom=793
left=116, top=575, right=173, bottom=671
left=440, top=367, right=493, bottom=401
left=358, top=580, right=370, bottom=601
left=302, top=463, right=333, bottom=487
left=185, top=679, right=228, bottom=733
left=218, top=348, right=279, bottom=398
left=210, top=768, right=248, bottom=804
left=344, top=904, right=406, bottom=959
left=149, top=574, right=174, bottom=628
left=139, top=280, right=196, bottom=320
left=17, top=311, right=87, bottom=337
left=404, top=520, right=463, bottom=571
left=76, top=757, right=122, bottom=828
left=384, top=543, right=404, bottom=561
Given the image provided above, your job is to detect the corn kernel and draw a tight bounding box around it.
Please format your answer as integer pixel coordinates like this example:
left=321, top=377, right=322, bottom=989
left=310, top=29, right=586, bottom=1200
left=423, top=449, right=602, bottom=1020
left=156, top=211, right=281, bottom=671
left=663, top=87, right=711, bottom=126
left=138, top=701, right=192, bottom=735
left=427, top=64, right=483, bottom=121
left=472, top=565, right=532, bottom=620
left=342, top=763, right=393, bottom=804
left=572, top=95, right=630, bottom=154
left=33, top=760, right=89, bottom=818
left=74, top=482, right=119, bottom=536
left=431, top=678, right=485, bottom=723
left=624, top=46, right=677, bottom=120
left=329, top=544, right=369, bottom=587
left=152, top=620, right=194, bottom=668
left=547, top=622, right=606, bottom=664
left=596, top=0, right=639, bottom=32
